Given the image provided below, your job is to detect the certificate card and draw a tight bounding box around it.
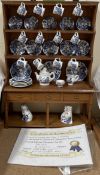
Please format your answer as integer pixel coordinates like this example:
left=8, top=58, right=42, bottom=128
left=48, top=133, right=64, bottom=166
left=8, top=124, right=93, bottom=167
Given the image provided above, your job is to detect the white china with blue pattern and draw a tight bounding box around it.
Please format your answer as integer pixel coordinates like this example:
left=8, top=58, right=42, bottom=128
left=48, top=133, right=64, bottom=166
left=21, top=104, right=33, bottom=122
left=73, top=3, right=83, bottom=16
left=66, top=60, right=88, bottom=83
left=43, top=40, right=59, bottom=56
left=8, top=16, right=23, bottom=29
left=33, top=3, right=45, bottom=17
left=44, top=61, right=61, bottom=81
left=35, top=67, right=55, bottom=86
left=24, top=16, right=38, bottom=29
left=17, top=2, right=27, bottom=16
left=9, top=57, right=32, bottom=87
left=53, top=3, right=64, bottom=16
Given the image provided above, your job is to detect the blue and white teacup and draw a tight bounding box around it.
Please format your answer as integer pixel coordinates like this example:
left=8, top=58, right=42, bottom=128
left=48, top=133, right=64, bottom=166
left=18, top=31, right=28, bottom=44
left=33, top=3, right=45, bottom=17
left=53, top=3, right=64, bottom=16
left=53, top=31, right=63, bottom=44
left=53, top=58, right=63, bottom=69
left=73, top=3, right=83, bottom=16
left=33, top=58, right=44, bottom=70
left=70, top=32, right=80, bottom=45
left=17, top=57, right=27, bottom=68
left=17, top=2, right=27, bottom=16
left=67, top=58, right=79, bottom=70
left=67, top=74, right=79, bottom=85
left=35, top=31, right=45, bottom=44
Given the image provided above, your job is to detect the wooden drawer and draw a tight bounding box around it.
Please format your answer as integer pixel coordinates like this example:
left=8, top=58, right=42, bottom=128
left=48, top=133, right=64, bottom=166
left=33, top=93, right=62, bottom=101
left=63, top=94, right=90, bottom=102
left=7, top=93, right=33, bottom=102
left=7, top=93, right=62, bottom=102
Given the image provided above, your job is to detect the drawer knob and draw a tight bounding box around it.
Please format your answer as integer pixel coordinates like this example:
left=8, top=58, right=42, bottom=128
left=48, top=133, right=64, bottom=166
left=73, top=95, right=79, bottom=100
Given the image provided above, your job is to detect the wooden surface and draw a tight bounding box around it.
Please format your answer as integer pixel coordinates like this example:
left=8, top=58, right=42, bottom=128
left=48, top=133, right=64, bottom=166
left=1, top=0, right=99, bottom=4
left=5, top=113, right=88, bottom=128
left=4, top=82, right=94, bottom=93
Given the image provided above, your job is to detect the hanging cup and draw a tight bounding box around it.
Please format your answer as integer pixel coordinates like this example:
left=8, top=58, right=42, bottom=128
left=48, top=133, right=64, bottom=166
left=53, top=3, right=64, bottom=16
left=33, top=3, right=45, bottom=17
left=70, top=32, right=80, bottom=45
left=73, top=3, right=83, bottom=16
left=35, top=31, right=45, bottom=44
left=17, top=2, right=27, bottom=16
left=53, top=31, right=63, bottom=44
left=18, top=31, right=28, bottom=44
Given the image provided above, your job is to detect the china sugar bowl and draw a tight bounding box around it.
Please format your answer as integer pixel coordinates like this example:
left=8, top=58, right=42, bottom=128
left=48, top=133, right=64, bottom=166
left=56, top=79, right=65, bottom=87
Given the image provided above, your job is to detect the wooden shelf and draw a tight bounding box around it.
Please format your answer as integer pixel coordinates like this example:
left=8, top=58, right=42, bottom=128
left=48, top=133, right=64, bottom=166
left=6, top=55, right=92, bottom=61
left=4, top=82, right=94, bottom=93
left=0, top=120, right=4, bottom=128
left=7, top=112, right=46, bottom=128
left=2, top=1, right=98, bottom=6
left=49, top=113, right=88, bottom=128
left=6, top=112, right=88, bottom=128
left=4, top=29, right=96, bottom=34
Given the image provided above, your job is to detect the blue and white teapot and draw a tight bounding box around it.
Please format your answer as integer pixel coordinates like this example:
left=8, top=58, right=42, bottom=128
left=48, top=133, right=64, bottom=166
left=35, top=67, right=55, bottom=86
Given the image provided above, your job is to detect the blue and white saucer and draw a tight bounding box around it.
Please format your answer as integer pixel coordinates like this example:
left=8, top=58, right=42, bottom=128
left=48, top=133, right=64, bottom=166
left=9, top=77, right=32, bottom=87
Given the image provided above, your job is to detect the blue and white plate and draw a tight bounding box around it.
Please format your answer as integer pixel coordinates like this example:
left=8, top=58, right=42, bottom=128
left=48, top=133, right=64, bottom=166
left=60, top=40, right=77, bottom=56
left=10, top=61, right=32, bottom=81
left=42, top=17, right=57, bottom=29
left=24, top=16, right=38, bottom=29
left=66, top=61, right=87, bottom=82
left=60, top=17, right=74, bottom=30
left=25, top=40, right=42, bottom=55
left=43, top=41, right=59, bottom=56
left=8, top=16, right=23, bottom=29
left=76, top=17, right=91, bottom=30
left=76, top=40, right=90, bottom=56
left=10, top=39, right=25, bottom=55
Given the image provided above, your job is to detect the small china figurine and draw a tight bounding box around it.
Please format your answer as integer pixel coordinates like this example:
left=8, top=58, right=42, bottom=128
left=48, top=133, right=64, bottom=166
left=21, top=104, right=33, bottom=122
left=61, top=106, right=72, bottom=124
